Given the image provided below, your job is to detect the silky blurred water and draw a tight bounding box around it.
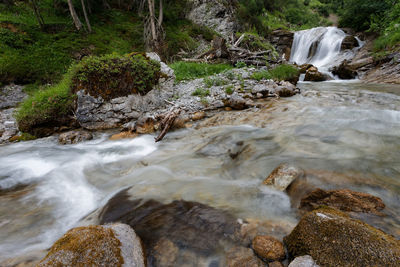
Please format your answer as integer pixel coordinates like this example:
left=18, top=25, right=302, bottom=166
left=1, top=81, right=400, bottom=262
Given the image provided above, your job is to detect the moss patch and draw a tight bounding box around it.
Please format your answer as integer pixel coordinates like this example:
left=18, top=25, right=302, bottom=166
left=73, top=53, right=161, bottom=100
left=284, top=207, right=400, bottom=266
left=38, top=225, right=123, bottom=267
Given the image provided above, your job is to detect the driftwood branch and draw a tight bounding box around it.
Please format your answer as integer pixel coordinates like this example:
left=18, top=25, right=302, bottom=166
left=155, top=108, right=181, bottom=142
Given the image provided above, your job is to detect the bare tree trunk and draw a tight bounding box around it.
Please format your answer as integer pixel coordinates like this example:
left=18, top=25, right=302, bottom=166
left=158, top=0, right=163, bottom=27
left=81, top=0, right=92, bottom=33
left=67, top=0, right=82, bottom=31
left=31, top=0, right=45, bottom=30
left=147, top=0, right=157, bottom=45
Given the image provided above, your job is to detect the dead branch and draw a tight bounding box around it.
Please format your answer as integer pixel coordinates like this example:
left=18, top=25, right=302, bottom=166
left=155, top=108, right=181, bottom=142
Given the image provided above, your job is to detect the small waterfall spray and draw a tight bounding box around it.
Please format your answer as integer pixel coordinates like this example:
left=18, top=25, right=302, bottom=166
left=290, top=27, right=359, bottom=74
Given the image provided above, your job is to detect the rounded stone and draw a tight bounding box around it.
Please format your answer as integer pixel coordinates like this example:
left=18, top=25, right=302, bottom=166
left=252, top=235, right=285, bottom=261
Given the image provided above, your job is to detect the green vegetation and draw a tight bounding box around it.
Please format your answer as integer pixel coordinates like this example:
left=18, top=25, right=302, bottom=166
left=268, top=64, right=300, bottom=81
left=225, top=85, right=234, bottom=95
left=73, top=53, right=160, bottom=100
left=170, top=62, right=233, bottom=82
left=251, top=64, right=299, bottom=81
left=203, top=76, right=228, bottom=88
left=16, top=53, right=160, bottom=134
left=250, top=70, right=272, bottom=81
left=16, top=65, right=77, bottom=134
left=192, top=88, right=210, bottom=97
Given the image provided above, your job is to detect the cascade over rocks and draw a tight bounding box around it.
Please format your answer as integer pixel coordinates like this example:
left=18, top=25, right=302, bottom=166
left=341, top=35, right=359, bottom=50
left=284, top=207, right=400, bottom=267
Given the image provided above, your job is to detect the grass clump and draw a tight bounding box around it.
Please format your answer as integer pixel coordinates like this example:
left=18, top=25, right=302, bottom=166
left=203, top=77, right=228, bottom=88
left=250, top=70, right=272, bottom=81
left=225, top=85, right=234, bottom=95
left=170, top=62, right=233, bottom=82
left=16, top=66, right=77, bottom=134
left=192, top=88, right=210, bottom=97
left=268, top=64, right=299, bottom=81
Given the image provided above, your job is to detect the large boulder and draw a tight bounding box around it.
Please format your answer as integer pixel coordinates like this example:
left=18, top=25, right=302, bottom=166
left=38, top=223, right=145, bottom=267
left=268, top=29, right=294, bottom=60
left=284, top=207, right=400, bottom=267
left=299, top=188, right=385, bottom=215
left=187, top=0, right=239, bottom=38
left=341, top=35, right=359, bottom=50
left=304, top=67, right=330, bottom=82
left=75, top=53, right=175, bottom=130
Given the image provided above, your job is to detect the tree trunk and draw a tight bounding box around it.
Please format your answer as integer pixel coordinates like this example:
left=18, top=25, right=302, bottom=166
left=81, top=0, right=92, bottom=33
left=147, top=0, right=157, bottom=45
left=158, top=0, right=163, bottom=27
left=30, top=0, right=45, bottom=30
left=67, top=0, right=83, bottom=31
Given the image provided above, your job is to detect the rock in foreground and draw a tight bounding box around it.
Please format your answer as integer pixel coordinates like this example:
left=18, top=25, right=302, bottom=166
left=288, top=255, right=319, bottom=267
left=252, top=235, right=285, bottom=261
left=284, top=207, right=400, bottom=267
left=58, top=130, right=93, bottom=144
left=38, top=223, right=145, bottom=267
left=299, top=188, right=385, bottom=214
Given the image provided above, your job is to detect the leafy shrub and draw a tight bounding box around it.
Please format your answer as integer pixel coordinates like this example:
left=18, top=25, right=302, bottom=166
left=170, top=62, right=233, bottom=82
left=225, top=85, right=234, bottom=95
left=73, top=53, right=161, bottom=100
left=192, top=88, right=210, bottom=97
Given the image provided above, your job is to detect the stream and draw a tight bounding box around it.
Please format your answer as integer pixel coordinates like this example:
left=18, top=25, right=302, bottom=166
left=1, top=80, right=400, bottom=264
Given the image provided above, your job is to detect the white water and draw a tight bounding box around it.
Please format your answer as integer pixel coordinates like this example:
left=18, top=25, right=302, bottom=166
left=290, top=27, right=359, bottom=73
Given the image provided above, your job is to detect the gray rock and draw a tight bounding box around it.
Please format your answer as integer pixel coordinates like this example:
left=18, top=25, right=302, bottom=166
left=187, top=0, right=239, bottom=38
left=288, top=255, right=320, bottom=267
left=58, top=130, right=93, bottom=145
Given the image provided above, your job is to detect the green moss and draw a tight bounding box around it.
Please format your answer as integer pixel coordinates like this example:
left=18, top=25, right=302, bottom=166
left=170, top=62, right=233, bottom=82
left=73, top=53, right=161, bottom=100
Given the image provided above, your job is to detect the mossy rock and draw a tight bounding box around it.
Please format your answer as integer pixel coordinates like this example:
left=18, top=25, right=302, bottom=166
left=284, top=207, right=400, bottom=267
left=72, top=53, right=161, bottom=101
left=38, top=224, right=145, bottom=267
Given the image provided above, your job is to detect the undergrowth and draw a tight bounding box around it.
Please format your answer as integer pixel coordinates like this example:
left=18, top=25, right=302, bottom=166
left=170, top=62, right=233, bottom=82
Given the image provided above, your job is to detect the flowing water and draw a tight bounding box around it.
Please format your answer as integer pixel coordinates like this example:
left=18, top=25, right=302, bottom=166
left=1, top=80, right=400, bottom=264
left=290, top=27, right=361, bottom=74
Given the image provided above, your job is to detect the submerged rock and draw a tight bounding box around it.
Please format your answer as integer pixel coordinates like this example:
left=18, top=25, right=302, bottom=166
left=225, top=246, right=265, bottom=267
left=58, top=130, right=93, bottom=144
left=299, top=188, right=385, bottom=214
left=288, top=255, right=319, bottom=267
left=99, top=189, right=241, bottom=264
left=284, top=207, right=400, bottom=267
left=252, top=235, right=285, bottom=261
left=38, top=223, right=145, bottom=267
left=263, top=163, right=305, bottom=191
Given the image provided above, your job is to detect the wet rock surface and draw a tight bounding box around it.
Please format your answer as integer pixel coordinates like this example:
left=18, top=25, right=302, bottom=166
left=225, top=246, right=265, bottom=267
left=99, top=189, right=242, bottom=265
left=0, top=84, right=26, bottom=144
left=331, top=60, right=357, bottom=79
left=38, top=223, right=145, bottom=267
left=304, top=67, right=330, bottom=82
left=263, top=163, right=305, bottom=191
left=340, top=35, right=359, bottom=50
left=299, top=188, right=385, bottom=215
left=284, top=207, right=400, bottom=267
left=58, top=130, right=93, bottom=144
left=288, top=255, right=319, bottom=267
left=252, top=235, right=285, bottom=262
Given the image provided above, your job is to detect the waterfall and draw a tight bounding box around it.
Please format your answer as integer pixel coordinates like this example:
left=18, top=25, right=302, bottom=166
left=290, top=27, right=349, bottom=71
